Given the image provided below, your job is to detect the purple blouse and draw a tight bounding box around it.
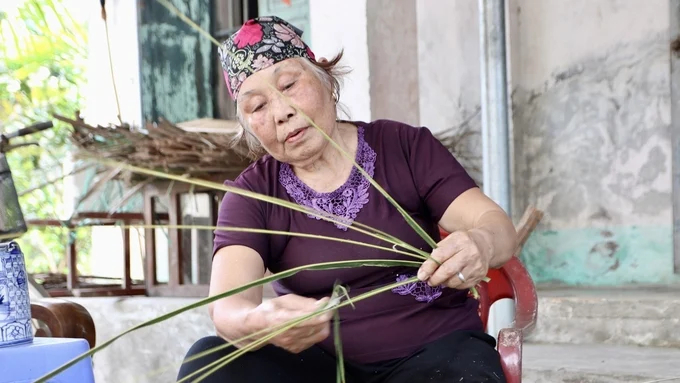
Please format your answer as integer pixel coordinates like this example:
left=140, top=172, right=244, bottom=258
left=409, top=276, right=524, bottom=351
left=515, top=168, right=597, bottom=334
left=213, top=119, right=482, bottom=364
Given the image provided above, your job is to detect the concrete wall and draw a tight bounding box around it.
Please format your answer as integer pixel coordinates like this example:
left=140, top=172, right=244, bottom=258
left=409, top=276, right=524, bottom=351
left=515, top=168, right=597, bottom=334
left=509, top=0, right=676, bottom=285
left=413, top=0, right=676, bottom=286
left=70, top=297, right=213, bottom=383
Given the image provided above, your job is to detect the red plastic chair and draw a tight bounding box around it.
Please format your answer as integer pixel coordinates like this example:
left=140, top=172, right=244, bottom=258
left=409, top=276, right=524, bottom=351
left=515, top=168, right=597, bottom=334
left=439, top=206, right=542, bottom=383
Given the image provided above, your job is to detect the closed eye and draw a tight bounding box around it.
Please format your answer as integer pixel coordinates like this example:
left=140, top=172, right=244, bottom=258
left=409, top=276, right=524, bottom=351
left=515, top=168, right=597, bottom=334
left=283, top=81, right=296, bottom=90
left=252, top=103, right=265, bottom=112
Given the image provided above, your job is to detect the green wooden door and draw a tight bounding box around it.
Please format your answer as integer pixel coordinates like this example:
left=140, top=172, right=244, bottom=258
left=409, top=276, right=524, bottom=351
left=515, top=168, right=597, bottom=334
left=138, top=0, right=214, bottom=124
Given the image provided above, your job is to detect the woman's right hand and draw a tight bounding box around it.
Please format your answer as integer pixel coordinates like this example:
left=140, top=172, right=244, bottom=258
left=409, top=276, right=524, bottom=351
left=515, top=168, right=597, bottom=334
left=248, top=294, right=333, bottom=354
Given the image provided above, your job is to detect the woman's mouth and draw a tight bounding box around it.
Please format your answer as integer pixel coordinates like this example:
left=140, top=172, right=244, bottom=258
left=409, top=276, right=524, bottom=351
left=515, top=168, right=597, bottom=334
left=286, top=127, right=308, bottom=143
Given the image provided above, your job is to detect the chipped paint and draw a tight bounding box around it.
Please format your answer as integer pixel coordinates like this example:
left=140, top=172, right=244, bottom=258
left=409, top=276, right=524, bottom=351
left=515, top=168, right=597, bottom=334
left=520, top=225, right=680, bottom=285
left=499, top=328, right=522, bottom=348
left=510, top=17, right=674, bottom=285
left=138, top=0, right=213, bottom=124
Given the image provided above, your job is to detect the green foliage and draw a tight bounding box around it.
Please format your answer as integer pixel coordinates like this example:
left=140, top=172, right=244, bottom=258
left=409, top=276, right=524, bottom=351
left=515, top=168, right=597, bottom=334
left=0, top=0, right=90, bottom=273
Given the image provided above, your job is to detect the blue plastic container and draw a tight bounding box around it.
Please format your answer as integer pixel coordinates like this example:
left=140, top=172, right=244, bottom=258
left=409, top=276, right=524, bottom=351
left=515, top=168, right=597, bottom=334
left=0, top=337, right=95, bottom=383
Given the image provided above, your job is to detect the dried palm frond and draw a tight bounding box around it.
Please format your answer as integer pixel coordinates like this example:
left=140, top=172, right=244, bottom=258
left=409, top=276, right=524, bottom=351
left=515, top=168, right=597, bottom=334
left=54, top=114, right=252, bottom=183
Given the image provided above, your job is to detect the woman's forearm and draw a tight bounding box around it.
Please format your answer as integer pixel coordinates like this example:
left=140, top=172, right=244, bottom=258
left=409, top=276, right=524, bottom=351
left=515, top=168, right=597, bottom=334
left=208, top=246, right=270, bottom=348
left=468, top=209, right=517, bottom=268
left=211, top=298, right=265, bottom=348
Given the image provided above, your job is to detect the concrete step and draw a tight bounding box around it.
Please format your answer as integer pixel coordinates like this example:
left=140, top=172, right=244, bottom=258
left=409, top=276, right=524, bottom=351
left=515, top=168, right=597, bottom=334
left=523, top=343, right=680, bottom=382
left=526, top=287, right=680, bottom=348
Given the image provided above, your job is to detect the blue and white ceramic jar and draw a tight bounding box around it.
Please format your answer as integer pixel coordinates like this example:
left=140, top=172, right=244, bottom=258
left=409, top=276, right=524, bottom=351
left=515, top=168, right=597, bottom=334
left=0, top=241, right=33, bottom=347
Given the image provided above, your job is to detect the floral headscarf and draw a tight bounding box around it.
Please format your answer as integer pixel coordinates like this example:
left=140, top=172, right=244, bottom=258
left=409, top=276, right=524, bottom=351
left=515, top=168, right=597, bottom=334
left=218, top=16, right=316, bottom=100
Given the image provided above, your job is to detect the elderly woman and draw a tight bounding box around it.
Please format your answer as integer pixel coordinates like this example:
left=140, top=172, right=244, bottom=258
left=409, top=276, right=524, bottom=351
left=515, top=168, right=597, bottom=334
left=177, top=16, right=516, bottom=383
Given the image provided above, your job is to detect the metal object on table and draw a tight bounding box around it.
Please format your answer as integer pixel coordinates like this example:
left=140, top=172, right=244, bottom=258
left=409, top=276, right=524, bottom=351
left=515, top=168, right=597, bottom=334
left=0, top=121, right=53, bottom=241
left=0, top=157, right=26, bottom=241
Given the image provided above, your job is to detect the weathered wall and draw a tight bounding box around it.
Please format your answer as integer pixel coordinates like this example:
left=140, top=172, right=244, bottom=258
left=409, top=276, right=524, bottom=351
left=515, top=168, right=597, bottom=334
left=509, top=0, right=677, bottom=285
left=409, top=0, right=677, bottom=286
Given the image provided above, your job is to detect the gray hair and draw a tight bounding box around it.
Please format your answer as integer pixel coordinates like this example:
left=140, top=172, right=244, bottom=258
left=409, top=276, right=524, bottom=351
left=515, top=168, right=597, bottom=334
left=230, top=54, right=350, bottom=160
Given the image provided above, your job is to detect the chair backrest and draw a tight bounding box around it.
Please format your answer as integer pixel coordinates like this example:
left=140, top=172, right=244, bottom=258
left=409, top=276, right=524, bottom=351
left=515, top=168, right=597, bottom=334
left=438, top=206, right=542, bottom=333
left=31, top=298, right=97, bottom=349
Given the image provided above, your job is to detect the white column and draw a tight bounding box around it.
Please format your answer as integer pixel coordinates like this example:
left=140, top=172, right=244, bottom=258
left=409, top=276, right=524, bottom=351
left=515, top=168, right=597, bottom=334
left=308, top=0, right=371, bottom=121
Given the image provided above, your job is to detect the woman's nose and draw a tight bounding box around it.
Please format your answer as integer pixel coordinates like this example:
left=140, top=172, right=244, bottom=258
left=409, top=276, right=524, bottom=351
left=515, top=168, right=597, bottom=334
left=277, top=111, right=295, bottom=124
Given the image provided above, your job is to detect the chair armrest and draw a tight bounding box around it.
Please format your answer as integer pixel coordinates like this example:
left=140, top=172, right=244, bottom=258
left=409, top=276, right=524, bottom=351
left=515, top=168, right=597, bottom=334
left=497, top=328, right=523, bottom=383
left=31, top=298, right=96, bottom=349
left=501, top=257, right=538, bottom=333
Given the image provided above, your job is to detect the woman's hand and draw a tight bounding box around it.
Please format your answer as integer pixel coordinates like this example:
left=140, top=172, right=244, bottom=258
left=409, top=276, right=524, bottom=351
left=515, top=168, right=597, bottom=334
left=416, top=229, right=492, bottom=290
left=247, top=294, right=333, bottom=354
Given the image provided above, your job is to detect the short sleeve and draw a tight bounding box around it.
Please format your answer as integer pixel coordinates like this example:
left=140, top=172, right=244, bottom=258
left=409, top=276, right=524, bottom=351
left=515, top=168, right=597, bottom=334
left=212, top=175, right=271, bottom=268
left=404, top=124, right=478, bottom=222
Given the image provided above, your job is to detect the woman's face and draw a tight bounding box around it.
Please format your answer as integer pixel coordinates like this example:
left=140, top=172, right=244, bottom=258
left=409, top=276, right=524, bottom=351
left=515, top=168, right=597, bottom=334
left=236, top=58, right=336, bottom=166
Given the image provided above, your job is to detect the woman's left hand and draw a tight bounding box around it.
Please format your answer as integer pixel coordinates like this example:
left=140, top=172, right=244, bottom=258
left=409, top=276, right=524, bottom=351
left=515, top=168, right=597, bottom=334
left=416, top=229, right=491, bottom=289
